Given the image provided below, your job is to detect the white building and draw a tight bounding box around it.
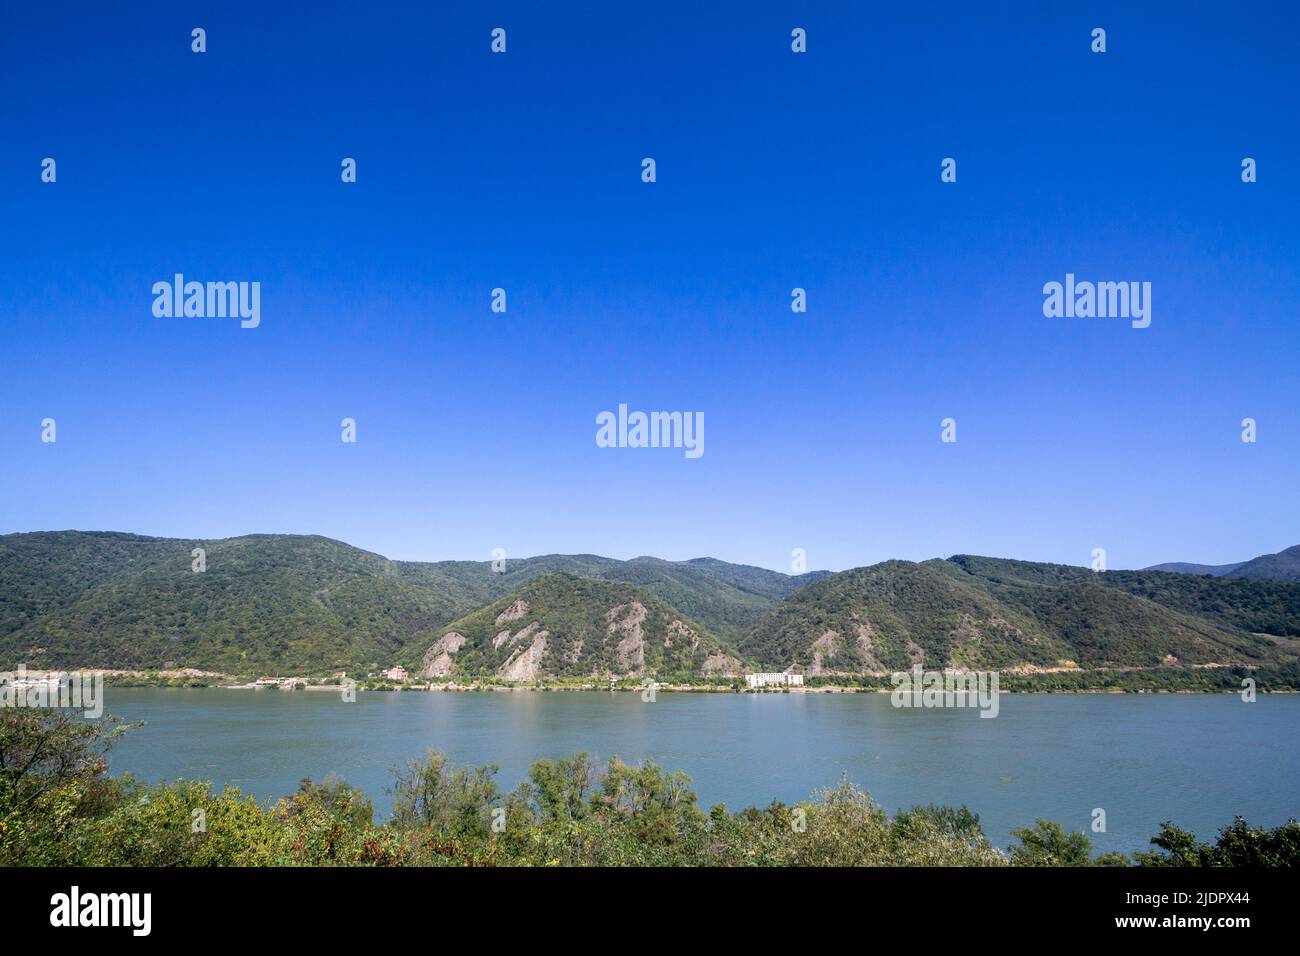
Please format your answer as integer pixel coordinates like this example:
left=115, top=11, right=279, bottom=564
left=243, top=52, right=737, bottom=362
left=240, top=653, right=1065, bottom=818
left=255, top=676, right=305, bottom=688
left=746, top=673, right=804, bottom=688
left=383, top=666, right=408, bottom=682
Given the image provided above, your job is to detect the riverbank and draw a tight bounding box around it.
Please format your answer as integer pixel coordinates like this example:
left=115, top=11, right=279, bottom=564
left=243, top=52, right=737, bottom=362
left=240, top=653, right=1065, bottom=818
left=86, top=667, right=1298, bottom=694
left=4, top=655, right=1289, bottom=695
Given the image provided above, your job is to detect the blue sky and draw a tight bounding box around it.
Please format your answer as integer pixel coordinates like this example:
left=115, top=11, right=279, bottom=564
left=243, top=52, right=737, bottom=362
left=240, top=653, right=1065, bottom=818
left=2, top=2, right=1297, bottom=572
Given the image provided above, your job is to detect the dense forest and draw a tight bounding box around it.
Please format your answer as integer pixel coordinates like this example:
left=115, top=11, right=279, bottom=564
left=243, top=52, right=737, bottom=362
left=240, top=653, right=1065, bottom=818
left=739, top=556, right=1296, bottom=674
left=2, top=531, right=1299, bottom=686
left=0, top=532, right=808, bottom=674
left=422, top=572, right=738, bottom=681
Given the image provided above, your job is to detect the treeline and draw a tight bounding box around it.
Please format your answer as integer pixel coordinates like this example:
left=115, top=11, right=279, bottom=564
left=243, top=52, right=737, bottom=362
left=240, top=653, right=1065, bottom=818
left=2, top=710, right=1296, bottom=867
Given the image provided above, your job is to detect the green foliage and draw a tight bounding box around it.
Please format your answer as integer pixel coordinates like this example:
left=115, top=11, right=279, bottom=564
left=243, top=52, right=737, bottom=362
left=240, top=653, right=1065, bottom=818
left=0, top=532, right=808, bottom=674
left=390, top=750, right=501, bottom=844
left=1008, top=820, right=1097, bottom=866
left=0, top=707, right=131, bottom=816
left=2, top=710, right=1294, bottom=868
left=429, top=573, right=736, bottom=680
left=743, top=560, right=1066, bottom=672
left=527, top=753, right=596, bottom=822
left=6, top=532, right=1298, bottom=685
left=1098, top=571, right=1300, bottom=637
left=82, top=779, right=285, bottom=866
left=1133, top=817, right=1300, bottom=867
left=740, top=555, right=1300, bottom=678
left=0, top=533, right=456, bottom=673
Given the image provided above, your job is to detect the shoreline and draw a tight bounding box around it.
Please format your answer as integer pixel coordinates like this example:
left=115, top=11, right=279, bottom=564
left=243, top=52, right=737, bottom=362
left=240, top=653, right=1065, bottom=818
left=8, top=666, right=1288, bottom=695
left=102, top=681, right=1294, bottom=696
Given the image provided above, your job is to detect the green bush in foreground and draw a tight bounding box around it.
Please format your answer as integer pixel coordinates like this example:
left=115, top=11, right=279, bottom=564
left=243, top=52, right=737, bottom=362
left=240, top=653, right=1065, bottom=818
left=1, top=709, right=1296, bottom=867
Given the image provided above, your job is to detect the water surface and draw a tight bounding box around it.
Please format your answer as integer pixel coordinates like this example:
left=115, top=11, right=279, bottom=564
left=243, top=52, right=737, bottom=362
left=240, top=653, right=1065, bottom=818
left=102, top=688, right=1299, bottom=854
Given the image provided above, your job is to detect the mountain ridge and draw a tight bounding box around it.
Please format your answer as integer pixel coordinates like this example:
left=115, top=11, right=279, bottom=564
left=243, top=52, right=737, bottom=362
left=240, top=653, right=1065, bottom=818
left=0, top=531, right=816, bottom=673
left=3, top=531, right=1298, bottom=680
left=1145, top=544, right=1300, bottom=582
left=418, top=572, right=741, bottom=681
left=735, top=556, right=1290, bottom=674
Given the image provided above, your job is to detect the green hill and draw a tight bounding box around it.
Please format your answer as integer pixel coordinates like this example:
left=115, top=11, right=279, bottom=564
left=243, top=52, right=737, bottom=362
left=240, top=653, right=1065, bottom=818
left=5, top=532, right=1298, bottom=681
left=0, top=531, right=807, bottom=674
left=1146, top=544, right=1300, bottom=582
left=0, top=533, right=454, bottom=673
left=1227, top=545, right=1300, bottom=583
left=740, top=561, right=1066, bottom=673
left=947, top=555, right=1300, bottom=639
left=396, top=553, right=825, bottom=644
left=739, top=556, right=1297, bottom=673
left=417, top=572, right=741, bottom=681
left=1144, top=560, right=1247, bottom=576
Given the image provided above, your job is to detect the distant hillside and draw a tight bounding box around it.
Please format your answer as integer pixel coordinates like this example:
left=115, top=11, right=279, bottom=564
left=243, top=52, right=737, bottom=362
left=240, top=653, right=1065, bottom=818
left=1227, top=545, right=1300, bottom=582
left=396, top=553, right=827, bottom=644
left=944, top=554, right=1300, bottom=636
left=0, top=532, right=452, bottom=673
left=5, top=532, right=1298, bottom=680
left=942, top=556, right=1284, bottom=666
left=739, top=555, right=1296, bottom=674
left=1146, top=544, right=1300, bottom=582
left=1144, top=561, right=1246, bottom=577
left=417, top=573, right=742, bottom=681
left=0, top=531, right=816, bottom=673
left=738, top=561, right=1064, bottom=674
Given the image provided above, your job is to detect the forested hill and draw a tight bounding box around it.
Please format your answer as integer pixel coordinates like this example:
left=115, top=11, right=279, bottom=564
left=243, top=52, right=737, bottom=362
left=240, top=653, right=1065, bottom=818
left=0, top=531, right=816, bottom=673
left=736, top=555, right=1300, bottom=675
left=417, top=573, right=741, bottom=682
left=1145, top=544, right=1300, bottom=582
left=3, top=531, right=1298, bottom=679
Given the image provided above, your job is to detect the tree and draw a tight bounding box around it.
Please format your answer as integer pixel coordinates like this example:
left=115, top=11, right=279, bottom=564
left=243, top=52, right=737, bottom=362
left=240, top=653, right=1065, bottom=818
left=528, top=753, right=595, bottom=822
left=1131, top=820, right=1202, bottom=866
left=1009, top=820, right=1095, bottom=866
left=0, top=709, right=131, bottom=815
left=389, top=750, right=500, bottom=840
left=1134, top=816, right=1300, bottom=867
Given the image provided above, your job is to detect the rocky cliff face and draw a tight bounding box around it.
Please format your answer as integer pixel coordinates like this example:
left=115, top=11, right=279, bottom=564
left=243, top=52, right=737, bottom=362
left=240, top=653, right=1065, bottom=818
left=414, top=573, right=740, bottom=681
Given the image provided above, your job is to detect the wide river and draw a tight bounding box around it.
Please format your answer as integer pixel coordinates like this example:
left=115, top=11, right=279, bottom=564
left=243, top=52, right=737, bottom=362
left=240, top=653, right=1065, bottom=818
left=101, top=688, right=1299, bottom=854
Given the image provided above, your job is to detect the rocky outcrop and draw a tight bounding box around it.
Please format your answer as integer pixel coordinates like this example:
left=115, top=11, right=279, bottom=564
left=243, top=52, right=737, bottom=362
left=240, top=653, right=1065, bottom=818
left=607, top=602, right=647, bottom=675
left=701, top=652, right=742, bottom=676
left=851, top=618, right=885, bottom=671
left=419, top=632, right=467, bottom=677
left=665, top=618, right=701, bottom=652
left=806, top=622, right=886, bottom=675
left=414, top=573, right=734, bottom=681
left=806, top=631, right=837, bottom=676
left=495, top=599, right=529, bottom=626
left=494, top=620, right=543, bottom=650
left=497, top=631, right=549, bottom=681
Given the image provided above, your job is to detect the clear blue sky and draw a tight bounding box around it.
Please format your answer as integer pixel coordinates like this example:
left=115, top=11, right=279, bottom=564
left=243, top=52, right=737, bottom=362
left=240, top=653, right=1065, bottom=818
left=2, top=2, right=1297, bottom=572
